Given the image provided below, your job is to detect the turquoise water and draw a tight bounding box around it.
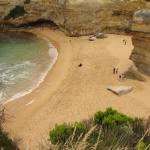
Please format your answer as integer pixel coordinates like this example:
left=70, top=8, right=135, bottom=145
left=0, top=32, right=51, bottom=102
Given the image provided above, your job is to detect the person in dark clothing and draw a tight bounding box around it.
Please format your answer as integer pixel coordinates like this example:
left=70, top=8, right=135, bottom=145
left=113, top=67, right=118, bottom=74
left=119, top=74, right=123, bottom=80
left=123, top=39, right=127, bottom=45
left=113, top=67, right=116, bottom=74
left=78, top=63, right=83, bottom=67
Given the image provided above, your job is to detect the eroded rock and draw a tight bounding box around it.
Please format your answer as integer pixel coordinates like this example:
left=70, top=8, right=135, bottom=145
left=0, top=0, right=149, bottom=36
left=130, top=9, right=150, bottom=75
left=125, top=65, right=146, bottom=81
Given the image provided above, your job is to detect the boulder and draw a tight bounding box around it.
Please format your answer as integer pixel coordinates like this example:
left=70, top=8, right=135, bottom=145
left=88, top=36, right=96, bottom=41
left=107, top=85, right=133, bottom=96
left=95, top=32, right=106, bottom=39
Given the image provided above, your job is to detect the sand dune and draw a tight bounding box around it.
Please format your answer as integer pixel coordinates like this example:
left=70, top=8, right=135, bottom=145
left=4, top=28, right=150, bottom=149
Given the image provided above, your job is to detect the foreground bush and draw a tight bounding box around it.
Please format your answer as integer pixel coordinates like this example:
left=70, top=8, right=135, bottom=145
left=0, top=106, right=19, bottom=150
left=46, top=107, right=150, bottom=150
left=49, top=123, right=73, bottom=144
left=73, top=122, right=87, bottom=136
left=94, top=107, right=133, bottom=127
left=137, top=141, right=147, bottom=150
left=0, top=129, right=19, bottom=150
left=49, top=122, right=86, bottom=144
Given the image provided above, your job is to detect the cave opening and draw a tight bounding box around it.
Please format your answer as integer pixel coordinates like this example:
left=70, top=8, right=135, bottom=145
left=19, top=19, right=58, bottom=30
left=5, top=6, right=26, bottom=19
left=0, top=19, right=58, bottom=31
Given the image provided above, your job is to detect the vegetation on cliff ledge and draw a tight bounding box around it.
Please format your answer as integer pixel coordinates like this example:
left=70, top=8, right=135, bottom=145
left=40, top=107, right=150, bottom=150
left=0, top=106, right=19, bottom=150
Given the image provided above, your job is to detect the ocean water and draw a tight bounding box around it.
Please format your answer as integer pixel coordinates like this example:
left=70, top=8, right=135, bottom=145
left=0, top=31, right=55, bottom=103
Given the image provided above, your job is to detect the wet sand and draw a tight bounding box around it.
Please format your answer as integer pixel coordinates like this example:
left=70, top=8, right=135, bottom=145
left=4, top=28, right=150, bottom=149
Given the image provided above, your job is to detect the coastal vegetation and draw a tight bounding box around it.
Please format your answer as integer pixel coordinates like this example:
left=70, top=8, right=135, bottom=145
left=0, top=106, right=149, bottom=150
left=44, top=108, right=150, bottom=150
left=0, top=106, right=19, bottom=150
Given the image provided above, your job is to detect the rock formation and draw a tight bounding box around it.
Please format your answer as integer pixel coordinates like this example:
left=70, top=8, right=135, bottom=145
left=0, top=0, right=150, bottom=75
left=130, top=9, right=150, bottom=75
left=0, top=0, right=149, bottom=36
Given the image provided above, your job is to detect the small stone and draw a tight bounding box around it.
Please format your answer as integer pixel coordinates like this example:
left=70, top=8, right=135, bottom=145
left=88, top=36, right=96, bottom=41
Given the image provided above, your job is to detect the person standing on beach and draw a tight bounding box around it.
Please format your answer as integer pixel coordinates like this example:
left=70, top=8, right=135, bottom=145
left=119, top=74, right=122, bottom=80
left=123, top=39, right=127, bottom=45
left=116, top=68, right=118, bottom=74
left=113, top=67, right=116, bottom=74
left=125, top=40, right=127, bottom=45
left=113, top=67, right=118, bottom=74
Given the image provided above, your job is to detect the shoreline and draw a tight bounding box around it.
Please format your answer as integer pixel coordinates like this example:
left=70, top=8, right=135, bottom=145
left=4, top=28, right=150, bottom=149
left=1, top=36, right=58, bottom=104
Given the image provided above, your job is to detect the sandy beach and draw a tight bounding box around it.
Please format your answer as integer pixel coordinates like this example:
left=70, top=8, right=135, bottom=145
left=4, top=28, right=150, bottom=149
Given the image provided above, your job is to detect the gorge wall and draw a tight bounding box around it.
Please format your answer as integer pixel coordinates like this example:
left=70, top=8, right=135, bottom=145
left=0, top=0, right=149, bottom=36
left=130, top=9, right=150, bottom=75
left=0, top=0, right=150, bottom=75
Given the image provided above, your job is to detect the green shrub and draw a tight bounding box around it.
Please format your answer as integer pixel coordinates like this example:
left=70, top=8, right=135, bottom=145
left=0, top=129, right=19, bottom=150
left=137, top=141, right=147, bottom=150
left=49, top=122, right=87, bottom=144
left=103, top=115, right=116, bottom=127
left=49, top=123, right=73, bottom=144
left=47, top=108, right=149, bottom=150
left=104, top=107, right=117, bottom=116
left=112, top=113, right=132, bottom=124
left=94, top=111, right=104, bottom=124
left=74, top=122, right=87, bottom=135
left=94, top=107, right=133, bottom=127
left=0, top=106, right=19, bottom=150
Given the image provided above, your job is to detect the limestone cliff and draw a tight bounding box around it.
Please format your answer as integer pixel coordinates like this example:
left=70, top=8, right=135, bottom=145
left=0, top=0, right=149, bottom=36
left=130, top=9, right=150, bottom=75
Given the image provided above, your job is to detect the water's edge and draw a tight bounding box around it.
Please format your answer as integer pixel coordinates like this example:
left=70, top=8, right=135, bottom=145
left=2, top=36, right=58, bottom=104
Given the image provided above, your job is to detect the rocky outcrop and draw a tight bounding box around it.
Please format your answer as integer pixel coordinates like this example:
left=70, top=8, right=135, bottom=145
left=130, top=9, right=150, bottom=75
left=0, top=1, right=150, bottom=74
left=0, top=0, right=149, bottom=36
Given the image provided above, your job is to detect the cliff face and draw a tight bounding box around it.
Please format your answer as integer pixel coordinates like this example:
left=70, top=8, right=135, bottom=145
left=0, top=0, right=150, bottom=75
left=0, top=0, right=149, bottom=36
left=130, top=9, right=150, bottom=75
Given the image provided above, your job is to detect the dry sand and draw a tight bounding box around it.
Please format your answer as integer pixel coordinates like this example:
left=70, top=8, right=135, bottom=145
left=4, top=28, right=150, bottom=149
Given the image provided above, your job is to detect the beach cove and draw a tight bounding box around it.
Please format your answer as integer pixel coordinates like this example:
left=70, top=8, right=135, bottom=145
left=4, top=28, right=150, bottom=149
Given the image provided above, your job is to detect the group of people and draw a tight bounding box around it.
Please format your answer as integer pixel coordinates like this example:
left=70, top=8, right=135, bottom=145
left=113, top=67, right=126, bottom=80
left=123, top=39, right=127, bottom=45
left=112, top=39, right=127, bottom=80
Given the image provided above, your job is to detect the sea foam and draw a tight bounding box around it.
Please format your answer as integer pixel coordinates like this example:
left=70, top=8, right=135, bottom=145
left=2, top=37, right=58, bottom=104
